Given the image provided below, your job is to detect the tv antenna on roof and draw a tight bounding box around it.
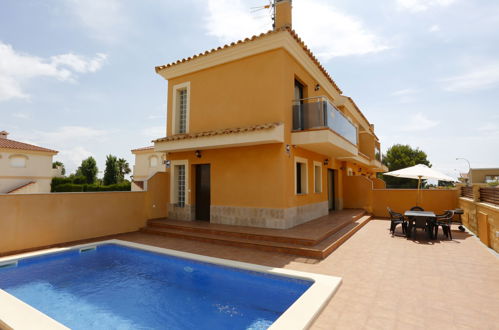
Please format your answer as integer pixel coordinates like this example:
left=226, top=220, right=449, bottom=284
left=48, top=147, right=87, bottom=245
left=250, top=1, right=274, bottom=26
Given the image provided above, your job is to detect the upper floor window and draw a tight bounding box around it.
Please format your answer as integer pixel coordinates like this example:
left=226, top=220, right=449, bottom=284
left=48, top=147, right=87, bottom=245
left=149, top=155, right=159, bottom=168
left=10, top=155, right=28, bottom=168
left=173, top=82, right=190, bottom=134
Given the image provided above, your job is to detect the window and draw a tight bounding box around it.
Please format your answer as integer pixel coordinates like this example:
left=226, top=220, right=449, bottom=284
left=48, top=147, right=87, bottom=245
left=170, top=160, right=189, bottom=207
left=172, top=82, right=190, bottom=134
left=175, top=165, right=186, bottom=207
left=149, top=156, right=158, bottom=167
left=314, top=162, right=322, bottom=193
left=10, top=155, right=27, bottom=168
left=295, top=157, right=308, bottom=194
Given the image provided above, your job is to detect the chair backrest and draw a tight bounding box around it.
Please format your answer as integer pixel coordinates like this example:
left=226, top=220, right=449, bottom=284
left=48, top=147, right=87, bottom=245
left=411, top=206, right=424, bottom=211
left=414, top=216, right=427, bottom=228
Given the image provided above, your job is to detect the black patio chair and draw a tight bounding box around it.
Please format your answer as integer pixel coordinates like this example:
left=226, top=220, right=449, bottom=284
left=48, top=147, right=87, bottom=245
left=434, top=210, right=454, bottom=240
left=406, top=206, right=431, bottom=237
left=387, top=207, right=407, bottom=236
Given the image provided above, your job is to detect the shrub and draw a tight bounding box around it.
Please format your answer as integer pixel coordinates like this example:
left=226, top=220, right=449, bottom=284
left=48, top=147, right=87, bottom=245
left=52, top=183, right=84, bottom=192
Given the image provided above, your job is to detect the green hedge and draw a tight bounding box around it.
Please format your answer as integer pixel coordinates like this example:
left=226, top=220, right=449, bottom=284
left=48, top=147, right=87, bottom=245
left=51, top=181, right=131, bottom=192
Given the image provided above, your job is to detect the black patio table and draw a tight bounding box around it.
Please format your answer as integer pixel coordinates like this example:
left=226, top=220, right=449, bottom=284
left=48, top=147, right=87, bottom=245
left=404, top=210, right=436, bottom=239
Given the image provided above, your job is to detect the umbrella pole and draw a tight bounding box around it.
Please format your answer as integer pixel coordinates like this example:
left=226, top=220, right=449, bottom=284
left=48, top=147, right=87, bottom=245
left=417, top=177, right=421, bottom=206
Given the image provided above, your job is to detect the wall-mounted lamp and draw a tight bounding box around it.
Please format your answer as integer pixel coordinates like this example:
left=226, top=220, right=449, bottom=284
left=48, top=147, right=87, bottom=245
left=323, top=158, right=329, bottom=166
left=164, top=160, right=171, bottom=168
left=285, top=144, right=291, bottom=154
left=314, top=84, right=320, bottom=91
left=195, top=150, right=202, bottom=158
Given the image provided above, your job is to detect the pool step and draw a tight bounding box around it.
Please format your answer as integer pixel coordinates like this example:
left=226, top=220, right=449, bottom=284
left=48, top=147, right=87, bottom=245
left=141, top=215, right=371, bottom=259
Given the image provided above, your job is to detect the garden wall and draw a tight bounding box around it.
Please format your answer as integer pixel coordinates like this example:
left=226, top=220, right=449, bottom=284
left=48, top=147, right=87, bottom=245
left=0, top=172, right=169, bottom=255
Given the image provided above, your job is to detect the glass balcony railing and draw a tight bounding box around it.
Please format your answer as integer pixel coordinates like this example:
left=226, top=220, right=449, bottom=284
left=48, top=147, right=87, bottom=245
left=292, top=96, right=358, bottom=145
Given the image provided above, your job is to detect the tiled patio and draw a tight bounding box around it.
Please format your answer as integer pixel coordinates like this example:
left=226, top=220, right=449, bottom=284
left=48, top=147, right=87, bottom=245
left=115, top=219, right=499, bottom=329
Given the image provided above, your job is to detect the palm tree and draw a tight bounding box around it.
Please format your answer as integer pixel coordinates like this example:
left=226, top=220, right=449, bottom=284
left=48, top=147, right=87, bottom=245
left=117, top=158, right=131, bottom=182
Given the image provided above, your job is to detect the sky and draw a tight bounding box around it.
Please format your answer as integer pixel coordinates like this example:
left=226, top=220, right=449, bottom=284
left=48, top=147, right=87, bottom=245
left=1, top=0, right=498, bottom=178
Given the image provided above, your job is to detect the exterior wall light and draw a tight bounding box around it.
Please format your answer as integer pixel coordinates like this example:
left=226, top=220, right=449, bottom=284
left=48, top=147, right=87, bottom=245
left=314, top=84, right=320, bottom=91
left=195, top=150, right=202, bottom=158
left=323, top=159, right=329, bottom=166
left=164, top=160, right=171, bottom=168
left=285, top=144, right=291, bottom=154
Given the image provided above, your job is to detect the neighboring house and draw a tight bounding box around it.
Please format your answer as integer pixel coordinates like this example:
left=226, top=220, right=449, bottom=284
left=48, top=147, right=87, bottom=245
left=0, top=131, right=58, bottom=194
left=131, top=146, right=167, bottom=191
left=148, top=0, right=387, bottom=228
left=468, top=168, right=499, bottom=184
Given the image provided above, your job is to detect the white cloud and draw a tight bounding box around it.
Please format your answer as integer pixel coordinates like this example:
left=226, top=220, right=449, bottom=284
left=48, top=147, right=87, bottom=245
left=12, top=112, right=30, bottom=119
left=392, top=88, right=418, bottom=96
left=440, top=62, right=499, bottom=92
left=51, top=53, right=107, bottom=73
left=205, top=0, right=389, bottom=59
left=399, top=112, right=439, bottom=131
left=0, top=41, right=107, bottom=102
left=35, top=126, right=107, bottom=142
left=397, top=0, right=456, bottom=12
left=428, top=24, right=440, bottom=32
left=57, top=146, right=94, bottom=172
left=66, top=0, right=128, bottom=42
left=141, top=126, right=165, bottom=140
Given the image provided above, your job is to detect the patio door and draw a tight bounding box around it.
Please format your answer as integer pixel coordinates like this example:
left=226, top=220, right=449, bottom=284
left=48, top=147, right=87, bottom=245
left=195, top=164, right=211, bottom=221
left=328, top=169, right=335, bottom=211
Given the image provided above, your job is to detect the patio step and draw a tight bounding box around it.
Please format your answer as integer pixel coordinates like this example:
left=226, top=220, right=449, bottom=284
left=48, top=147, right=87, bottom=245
left=141, top=214, right=371, bottom=259
left=146, top=210, right=367, bottom=246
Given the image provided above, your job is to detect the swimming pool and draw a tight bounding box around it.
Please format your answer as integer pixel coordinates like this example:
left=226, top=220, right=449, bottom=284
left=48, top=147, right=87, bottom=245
left=0, top=240, right=341, bottom=329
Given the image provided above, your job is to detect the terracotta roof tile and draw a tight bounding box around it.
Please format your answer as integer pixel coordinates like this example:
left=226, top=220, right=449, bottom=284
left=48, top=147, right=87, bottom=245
left=155, top=28, right=342, bottom=94
left=0, top=138, right=58, bottom=153
left=131, top=146, right=155, bottom=152
left=154, top=122, right=281, bottom=143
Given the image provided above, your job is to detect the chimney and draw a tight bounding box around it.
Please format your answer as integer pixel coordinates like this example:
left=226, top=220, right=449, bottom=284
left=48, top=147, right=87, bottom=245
left=0, top=131, right=8, bottom=139
left=274, top=0, right=292, bottom=30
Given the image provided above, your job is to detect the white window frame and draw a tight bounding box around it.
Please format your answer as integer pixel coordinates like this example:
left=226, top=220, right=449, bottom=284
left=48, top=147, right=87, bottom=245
left=294, top=156, right=308, bottom=195
left=313, top=161, right=322, bottom=193
left=171, top=82, right=191, bottom=135
left=9, top=154, right=28, bottom=168
left=170, top=160, right=189, bottom=206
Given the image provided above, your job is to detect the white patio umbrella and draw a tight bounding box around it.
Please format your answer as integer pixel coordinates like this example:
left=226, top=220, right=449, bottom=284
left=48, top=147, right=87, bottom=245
left=383, top=164, right=457, bottom=205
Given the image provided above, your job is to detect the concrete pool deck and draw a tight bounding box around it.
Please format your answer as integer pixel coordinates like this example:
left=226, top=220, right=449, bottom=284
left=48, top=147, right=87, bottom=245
left=114, top=219, right=499, bottom=329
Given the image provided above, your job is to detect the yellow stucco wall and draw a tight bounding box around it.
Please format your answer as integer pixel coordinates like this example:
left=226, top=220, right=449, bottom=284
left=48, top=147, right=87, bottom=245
left=342, top=174, right=458, bottom=217
left=162, top=47, right=380, bottom=213
left=0, top=172, right=169, bottom=255
left=459, top=197, right=499, bottom=252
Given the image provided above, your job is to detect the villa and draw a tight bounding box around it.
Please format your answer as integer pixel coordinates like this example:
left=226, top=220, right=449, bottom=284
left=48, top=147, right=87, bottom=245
left=133, top=0, right=386, bottom=229
left=0, top=130, right=61, bottom=194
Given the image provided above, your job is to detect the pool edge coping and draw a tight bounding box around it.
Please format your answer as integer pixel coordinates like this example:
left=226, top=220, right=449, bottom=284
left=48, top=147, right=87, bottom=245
left=0, top=239, right=342, bottom=330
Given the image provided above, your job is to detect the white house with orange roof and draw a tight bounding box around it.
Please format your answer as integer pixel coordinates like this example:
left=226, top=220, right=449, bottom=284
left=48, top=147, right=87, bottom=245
left=130, top=146, right=167, bottom=191
left=0, top=130, right=60, bottom=194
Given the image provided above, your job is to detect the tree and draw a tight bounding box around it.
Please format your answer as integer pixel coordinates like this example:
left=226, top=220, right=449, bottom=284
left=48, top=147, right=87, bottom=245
left=103, top=155, right=119, bottom=185
left=381, top=144, right=431, bottom=188
left=117, top=158, right=131, bottom=183
left=52, top=161, right=66, bottom=175
left=76, top=157, right=98, bottom=184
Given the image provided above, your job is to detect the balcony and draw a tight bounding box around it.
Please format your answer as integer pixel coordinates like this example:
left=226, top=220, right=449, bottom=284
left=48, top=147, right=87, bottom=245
left=293, top=96, right=358, bottom=145
left=291, top=96, right=358, bottom=157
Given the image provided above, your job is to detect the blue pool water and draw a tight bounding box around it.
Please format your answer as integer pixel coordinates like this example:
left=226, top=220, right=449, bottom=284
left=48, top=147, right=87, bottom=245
left=0, top=244, right=312, bottom=329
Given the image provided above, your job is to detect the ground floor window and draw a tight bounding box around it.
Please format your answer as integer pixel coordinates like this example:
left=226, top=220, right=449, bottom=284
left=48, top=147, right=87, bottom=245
left=171, top=160, right=189, bottom=207
left=175, top=165, right=185, bottom=207
left=295, top=157, right=308, bottom=195
left=314, top=161, right=322, bottom=193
